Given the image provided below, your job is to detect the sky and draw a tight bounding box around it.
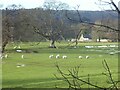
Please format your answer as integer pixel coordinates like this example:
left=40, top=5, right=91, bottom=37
left=0, top=0, right=119, bottom=11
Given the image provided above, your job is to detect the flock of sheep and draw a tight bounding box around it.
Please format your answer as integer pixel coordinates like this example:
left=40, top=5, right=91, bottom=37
left=0, top=44, right=117, bottom=69
left=0, top=53, right=89, bottom=60
left=1, top=44, right=117, bottom=60
left=49, top=54, right=89, bottom=59
left=0, top=46, right=24, bottom=59
left=0, top=54, right=25, bottom=60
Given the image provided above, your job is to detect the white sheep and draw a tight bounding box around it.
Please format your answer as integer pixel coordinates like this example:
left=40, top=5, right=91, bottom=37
left=21, top=64, right=25, bottom=67
left=56, top=54, right=60, bottom=59
left=16, top=63, right=21, bottom=67
left=86, top=56, right=89, bottom=59
left=16, top=50, right=22, bottom=53
left=17, top=66, right=20, bottom=68
left=5, top=54, right=8, bottom=58
left=78, top=56, right=82, bottom=59
left=16, top=63, right=25, bottom=67
left=0, top=54, right=2, bottom=59
left=0, top=55, right=3, bottom=59
left=21, top=55, right=24, bottom=59
left=49, top=55, right=54, bottom=59
left=13, top=46, right=17, bottom=49
left=62, top=55, right=67, bottom=59
left=109, top=52, right=114, bottom=55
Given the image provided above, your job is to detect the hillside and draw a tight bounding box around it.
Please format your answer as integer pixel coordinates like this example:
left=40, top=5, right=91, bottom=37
left=2, top=8, right=118, bottom=42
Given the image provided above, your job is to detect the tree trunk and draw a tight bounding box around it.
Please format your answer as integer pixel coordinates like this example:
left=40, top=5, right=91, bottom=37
left=2, top=40, right=8, bottom=53
left=49, top=40, right=56, bottom=48
left=98, top=37, right=101, bottom=42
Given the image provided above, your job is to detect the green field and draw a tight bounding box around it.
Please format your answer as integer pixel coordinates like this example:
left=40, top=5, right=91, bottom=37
left=2, top=42, right=119, bottom=88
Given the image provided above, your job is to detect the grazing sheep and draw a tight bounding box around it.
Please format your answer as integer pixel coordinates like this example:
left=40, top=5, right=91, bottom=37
left=78, top=56, right=82, bottom=59
left=109, top=52, right=114, bottom=55
left=56, top=54, right=60, bottom=59
left=21, top=55, right=24, bottom=59
left=16, top=66, right=20, bottom=68
left=49, top=55, right=54, bottom=59
left=86, top=56, right=89, bottom=59
left=0, top=55, right=3, bottom=59
left=13, top=46, right=17, bottom=49
left=0, top=54, right=2, bottom=59
left=62, top=55, right=67, bottom=59
left=21, top=64, right=25, bottom=67
left=5, top=54, right=8, bottom=58
left=16, top=63, right=25, bottom=67
left=16, top=63, right=21, bottom=67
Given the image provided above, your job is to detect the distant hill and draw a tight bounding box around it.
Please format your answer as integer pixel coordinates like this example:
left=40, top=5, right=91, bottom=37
left=64, top=10, right=118, bottom=23
left=2, top=8, right=118, bottom=41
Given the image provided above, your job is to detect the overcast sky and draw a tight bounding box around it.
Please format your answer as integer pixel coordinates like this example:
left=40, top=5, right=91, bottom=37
left=0, top=0, right=119, bottom=10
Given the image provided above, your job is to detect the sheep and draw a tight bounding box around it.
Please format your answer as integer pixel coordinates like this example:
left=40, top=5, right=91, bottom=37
left=109, top=52, right=115, bottom=55
left=0, top=54, right=4, bottom=59
left=16, top=66, right=20, bottom=68
left=16, top=63, right=25, bottom=67
left=13, top=46, right=17, bottom=49
left=21, top=55, right=24, bottom=59
left=21, top=64, right=25, bottom=67
left=0, top=54, right=2, bottom=59
left=4, top=54, right=8, bottom=58
left=86, top=56, right=89, bottom=59
left=16, top=63, right=21, bottom=67
left=49, top=55, right=54, bottom=59
left=0, top=55, right=3, bottom=59
left=56, top=54, right=60, bottom=59
left=78, top=56, right=82, bottom=59
left=62, top=55, right=67, bottom=59
left=16, top=50, right=22, bottom=53
left=85, top=46, right=94, bottom=48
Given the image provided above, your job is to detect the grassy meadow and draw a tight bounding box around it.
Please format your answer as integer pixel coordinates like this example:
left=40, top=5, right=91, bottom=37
left=2, top=42, right=119, bottom=88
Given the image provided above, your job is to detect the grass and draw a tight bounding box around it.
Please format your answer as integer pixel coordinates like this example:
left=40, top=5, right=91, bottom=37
left=2, top=41, right=119, bottom=88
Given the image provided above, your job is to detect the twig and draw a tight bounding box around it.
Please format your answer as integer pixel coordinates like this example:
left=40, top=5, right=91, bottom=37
left=102, top=59, right=118, bottom=90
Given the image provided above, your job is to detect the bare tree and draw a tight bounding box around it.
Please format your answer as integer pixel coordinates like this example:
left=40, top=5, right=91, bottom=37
left=92, top=18, right=118, bottom=42
left=2, top=8, right=14, bottom=53
left=70, top=23, right=92, bottom=46
left=2, top=4, right=24, bottom=53
left=28, top=1, right=70, bottom=48
left=55, top=60, right=119, bottom=89
left=54, top=0, right=119, bottom=89
left=66, top=0, right=119, bottom=33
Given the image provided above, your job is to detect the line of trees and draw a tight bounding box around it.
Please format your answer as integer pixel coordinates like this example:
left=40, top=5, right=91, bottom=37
left=1, top=0, right=119, bottom=52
